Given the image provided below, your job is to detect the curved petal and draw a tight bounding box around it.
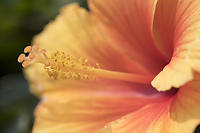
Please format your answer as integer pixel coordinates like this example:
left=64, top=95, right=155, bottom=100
left=32, top=85, right=165, bottom=133
left=169, top=73, right=200, bottom=131
left=32, top=3, right=149, bottom=74
left=89, top=0, right=168, bottom=75
left=153, top=0, right=178, bottom=59
left=97, top=102, right=171, bottom=133
left=26, top=3, right=158, bottom=95
left=152, top=0, right=200, bottom=91
left=98, top=74, right=200, bottom=133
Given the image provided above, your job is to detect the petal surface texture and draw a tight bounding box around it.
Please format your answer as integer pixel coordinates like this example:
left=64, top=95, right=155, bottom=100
left=97, top=74, right=200, bottom=133
left=32, top=2, right=157, bottom=75
left=89, top=0, right=168, bottom=75
left=23, top=0, right=200, bottom=133
left=152, top=0, right=200, bottom=91
left=33, top=84, right=166, bottom=133
left=28, top=3, right=164, bottom=133
left=26, top=2, right=156, bottom=95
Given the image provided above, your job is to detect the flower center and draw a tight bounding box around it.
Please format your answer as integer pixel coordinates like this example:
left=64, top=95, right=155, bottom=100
left=18, top=45, right=154, bottom=84
left=162, top=87, right=179, bottom=96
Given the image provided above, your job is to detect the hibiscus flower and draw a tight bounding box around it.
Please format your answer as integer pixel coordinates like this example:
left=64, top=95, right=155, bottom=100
left=18, top=0, right=200, bottom=133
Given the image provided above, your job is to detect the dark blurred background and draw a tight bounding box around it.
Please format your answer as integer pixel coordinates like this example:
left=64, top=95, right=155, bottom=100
left=0, top=0, right=87, bottom=133
left=0, top=0, right=199, bottom=133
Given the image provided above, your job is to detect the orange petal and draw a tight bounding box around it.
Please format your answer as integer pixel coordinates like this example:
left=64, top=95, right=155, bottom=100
left=89, top=0, right=168, bottom=75
left=26, top=3, right=158, bottom=95
left=97, top=102, right=170, bottom=133
left=98, top=74, right=200, bottom=133
left=153, top=0, right=178, bottom=59
left=169, top=73, right=200, bottom=132
left=32, top=3, right=150, bottom=75
left=152, top=0, right=200, bottom=91
left=32, top=85, right=164, bottom=133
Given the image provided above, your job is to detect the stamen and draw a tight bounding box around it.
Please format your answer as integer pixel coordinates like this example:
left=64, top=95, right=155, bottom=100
left=18, top=54, right=25, bottom=63
left=24, top=46, right=32, bottom=53
left=18, top=45, right=153, bottom=84
left=44, top=51, right=97, bottom=80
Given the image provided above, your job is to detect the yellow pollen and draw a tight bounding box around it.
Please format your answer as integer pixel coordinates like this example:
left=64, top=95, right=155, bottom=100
left=18, top=45, right=97, bottom=80
left=18, top=45, right=153, bottom=84
left=44, top=51, right=96, bottom=80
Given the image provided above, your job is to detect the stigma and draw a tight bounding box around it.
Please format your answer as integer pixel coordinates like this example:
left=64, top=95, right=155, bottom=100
left=18, top=45, right=50, bottom=67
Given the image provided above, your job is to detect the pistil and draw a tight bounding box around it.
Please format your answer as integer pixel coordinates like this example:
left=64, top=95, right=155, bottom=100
left=18, top=45, right=154, bottom=84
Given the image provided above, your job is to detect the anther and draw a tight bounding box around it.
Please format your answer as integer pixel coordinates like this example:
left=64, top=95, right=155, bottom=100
left=24, top=46, right=32, bottom=53
left=18, top=45, right=100, bottom=81
left=18, top=54, right=25, bottom=63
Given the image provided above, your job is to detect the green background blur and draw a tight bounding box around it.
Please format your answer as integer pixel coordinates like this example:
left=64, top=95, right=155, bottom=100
left=0, top=0, right=199, bottom=133
left=0, top=0, right=87, bottom=133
